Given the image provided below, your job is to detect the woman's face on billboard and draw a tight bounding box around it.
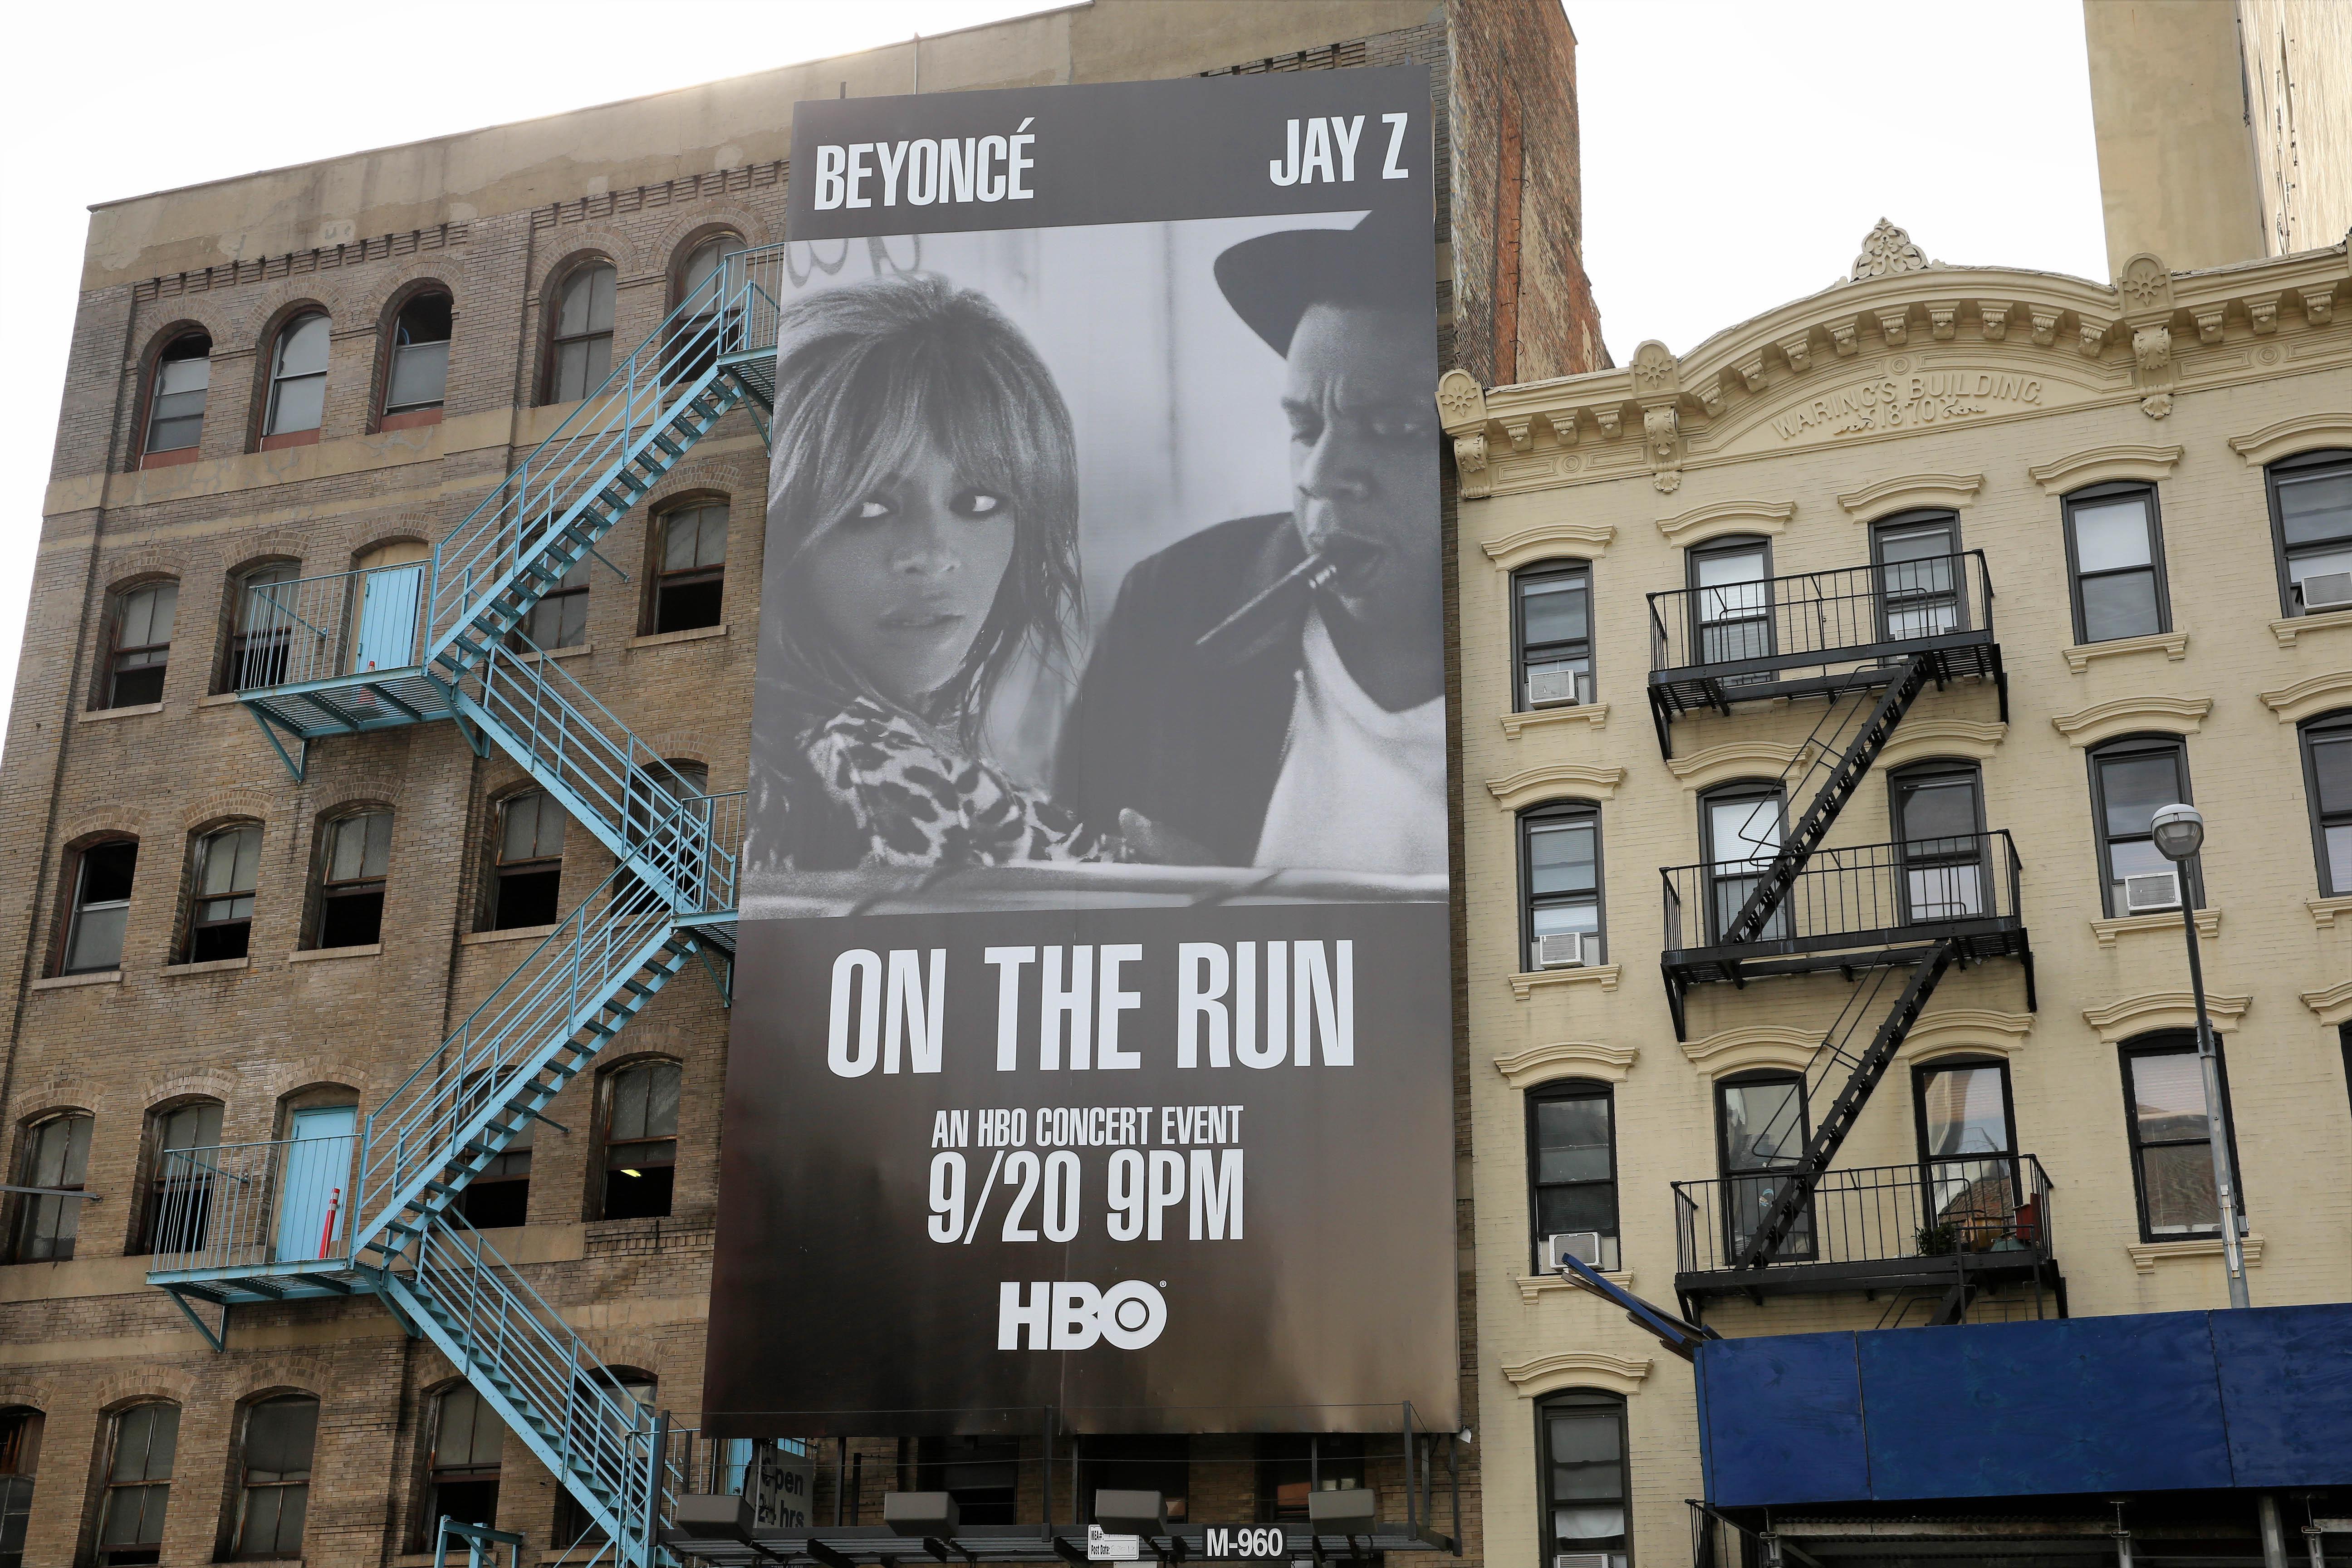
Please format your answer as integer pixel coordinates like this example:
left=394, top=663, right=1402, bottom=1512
left=805, top=440, right=1017, bottom=707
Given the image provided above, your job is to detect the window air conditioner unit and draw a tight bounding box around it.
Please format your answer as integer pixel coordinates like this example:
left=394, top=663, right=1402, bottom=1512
left=1542, top=1231, right=1605, bottom=1272
left=2303, top=571, right=2352, bottom=613
left=1534, top=932, right=1589, bottom=970
left=2124, top=870, right=2181, bottom=913
left=1555, top=1554, right=1614, bottom=1568
left=1526, top=668, right=1591, bottom=710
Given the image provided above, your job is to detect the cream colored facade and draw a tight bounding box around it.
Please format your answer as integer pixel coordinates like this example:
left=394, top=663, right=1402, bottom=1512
left=1439, top=225, right=2352, bottom=1553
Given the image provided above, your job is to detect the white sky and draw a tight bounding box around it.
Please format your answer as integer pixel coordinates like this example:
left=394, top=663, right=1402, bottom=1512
left=0, top=0, right=2107, bottom=738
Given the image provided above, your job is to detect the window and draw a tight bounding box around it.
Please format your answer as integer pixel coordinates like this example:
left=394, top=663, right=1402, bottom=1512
left=549, top=263, right=617, bottom=402
left=651, top=503, right=727, bottom=633
left=1700, top=784, right=1787, bottom=942
left=425, top=1386, right=502, bottom=1534
left=914, top=1436, right=1021, bottom=1526
left=143, top=334, right=210, bottom=461
left=599, top=1061, right=679, bottom=1220
left=1717, top=1073, right=1812, bottom=1261
left=62, top=840, right=137, bottom=975
left=1871, top=510, right=1965, bottom=639
left=314, top=811, right=392, bottom=949
left=142, top=1100, right=224, bottom=1255
left=454, top=1073, right=532, bottom=1231
left=556, top=1372, right=656, bottom=1545
left=1253, top=1436, right=1364, bottom=1524
left=2087, top=737, right=2197, bottom=916
left=489, top=791, right=564, bottom=931
left=1526, top=1082, right=1619, bottom=1272
left=1914, top=1058, right=2024, bottom=1250
left=1538, top=1392, right=1629, bottom=1567
left=223, top=562, right=299, bottom=692
left=1688, top=534, right=1772, bottom=667
left=232, top=1396, right=317, bottom=1559
left=514, top=559, right=589, bottom=651
left=0, top=1407, right=39, bottom=1568
left=10, top=1112, right=92, bottom=1262
left=1520, top=804, right=1601, bottom=970
left=384, top=293, right=452, bottom=420
left=1890, top=762, right=1987, bottom=921
left=264, top=312, right=329, bottom=439
left=2063, top=483, right=2168, bottom=644
left=96, top=1403, right=178, bottom=1566
left=2301, top=712, right=2352, bottom=894
left=103, top=581, right=176, bottom=709
left=672, top=234, right=740, bottom=380
left=187, top=823, right=262, bottom=962
left=2121, top=1034, right=2244, bottom=1241
left=2265, top=448, right=2352, bottom=616
left=1514, top=560, right=1591, bottom=709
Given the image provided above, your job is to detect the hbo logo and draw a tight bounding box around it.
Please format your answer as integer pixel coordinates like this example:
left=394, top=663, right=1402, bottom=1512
left=997, top=1281, right=1168, bottom=1350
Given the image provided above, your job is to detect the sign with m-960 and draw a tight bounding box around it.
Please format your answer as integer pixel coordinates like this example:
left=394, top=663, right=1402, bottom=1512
left=1201, top=1528, right=1294, bottom=1561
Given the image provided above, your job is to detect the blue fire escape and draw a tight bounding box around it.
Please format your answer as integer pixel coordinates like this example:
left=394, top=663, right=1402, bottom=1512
left=142, top=247, right=793, bottom=1566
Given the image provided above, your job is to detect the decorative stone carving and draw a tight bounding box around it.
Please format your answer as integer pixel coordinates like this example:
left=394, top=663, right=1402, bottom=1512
left=1850, top=217, right=1931, bottom=281
left=1643, top=405, right=1682, bottom=493
left=1631, top=340, right=1679, bottom=396
left=1978, top=301, right=2011, bottom=339
left=1592, top=408, right=1622, bottom=441
left=2029, top=308, right=2059, bottom=346
left=1499, top=417, right=1534, bottom=453
left=2117, top=253, right=2174, bottom=315
left=2140, top=392, right=2173, bottom=419
left=1875, top=306, right=1910, bottom=346
left=2194, top=306, right=2226, bottom=344
left=1929, top=303, right=1958, bottom=340
left=1452, top=432, right=1490, bottom=499
left=2302, top=286, right=2336, bottom=326
left=2247, top=293, right=2281, bottom=334
left=2132, top=325, right=2171, bottom=375
left=1434, top=368, right=1485, bottom=432
left=1698, top=382, right=1728, bottom=417
left=1778, top=332, right=1811, bottom=373
left=2026, top=442, right=2183, bottom=495
left=1541, top=410, right=1576, bottom=446
left=1738, top=355, right=1767, bottom=393
left=1828, top=320, right=1859, bottom=357
left=2228, top=411, right=2352, bottom=467
left=2078, top=318, right=2109, bottom=356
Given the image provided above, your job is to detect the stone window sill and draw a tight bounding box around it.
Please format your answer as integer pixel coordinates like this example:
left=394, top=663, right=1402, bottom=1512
left=259, top=427, right=321, bottom=451
left=1516, top=1269, right=1633, bottom=1303
left=31, top=970, right=122, bottom=990
left=519, top=642, right=593, bottom=663
left=2062, top=630, right=2187, bottom=671
left=2310, top=894, right=2352, bottom=928
left=1508, top=965, right=1621, bottom=1000
left=198, top=691, right=245, bottom=708
left=2091, top=907, right=2218, bottom=947
left=627, top=623, right=728, bottom=649
left=139, top=446, right=201, bottom=470
left=163, top=956, right=251, bottom=977
left=78, top=702, right=163, bottom=723
left=464, top=924, right=559, bottom=946
left=290, top=944, right=381, bottom=963
left=2271, top=608, right=2352, bottom=647
left=1499, top=702, right=1608, bottom=740
left=2126, top=1232, right=2263, bottom=1273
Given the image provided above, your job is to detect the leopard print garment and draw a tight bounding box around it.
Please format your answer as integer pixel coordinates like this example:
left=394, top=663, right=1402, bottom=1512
left=798, top=697, right=1110, bottom=869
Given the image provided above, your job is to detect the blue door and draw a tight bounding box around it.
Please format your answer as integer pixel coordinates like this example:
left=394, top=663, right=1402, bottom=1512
left=354, top=563, right=424, bottom=673
left=277, top=1105, right=356, bottom=1262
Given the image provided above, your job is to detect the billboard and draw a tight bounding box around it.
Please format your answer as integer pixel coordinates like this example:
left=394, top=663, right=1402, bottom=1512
left=706, top=69, right=1453, bottom=1436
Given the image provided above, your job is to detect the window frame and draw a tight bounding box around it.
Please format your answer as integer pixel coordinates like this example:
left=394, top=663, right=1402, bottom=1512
left=186, top=822, right=263, bottom=964
left=138, top=1098, right=225, bottom=1256
left=2117, top=1031, right=2247, bottom=1245
left=488, top=790, right=566, bottom=932
left=2298, top=709, right=2352, bottom=896
left=2060, top=480, right=2171, bottom=646
left=648, top=501, right=729, bottom=635
left=1714, top=1068, right=1815, bottom=1264
left=1534, top=1389, right=1632, bottom=1565
left=1698, top=780, right=1788, bottom=943
left=2263, top=446, right=2352, bottom=618
left=230, top=1394, right=318, bottom=1561
left=8, top=1111, right=93, bottom=1264
left=2086, top=734, right=2200, bottom=917
left=1887, top=758, right=1990, bottom=923
left=382, top=289, right=454, bottom=422
left=1867, top=508, right=1968, bottom=641
left=95, top=1401, right=179, bottom=1567
left=60, top=838, right=138, bottom=976
left=0, top=1405, right=40, bottom=1568
left=103, top=580, right=178, bottom=710
left=596, top=1059, right=682, bottom=1220
left=1523, top=1079, right=1620, bottom=1273
left=1684, top=531, right=1775, bottom=670
left=140, top=331, right=212, bottom=465
left=1510, top=557, right=1593, bottom=712
left=422, top=1384, right=503, bottom=1542
left=512, top=558, right=590, bottom=652
left=546, top=261, right=618, bottom=405
left=311, top=809, right=393, bottom=951
left=262, top=311, right=330, bottom=441
left=220, top=560, right=301, bottom=694
left=1518, top=800, right=1605, bottom=971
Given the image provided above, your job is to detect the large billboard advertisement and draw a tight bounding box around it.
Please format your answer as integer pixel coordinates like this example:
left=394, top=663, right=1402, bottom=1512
left=706, top=69, right=1453, bottom=1436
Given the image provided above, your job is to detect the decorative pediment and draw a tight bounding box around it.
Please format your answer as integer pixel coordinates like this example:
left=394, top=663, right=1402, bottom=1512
left=2259, top=671, right=2352, bottom=726
left=1681, top=1025, right=1818, bottom=1078
left=2026, top=443, right=2184, bottom=495
left=1480, top=520, right=1617, bottom=572
left=1849, top=219, right=1935, bottom=282
left=1874, top=719, right=2008, bottom=769
left=1499, top=1350, right=1654, bottom=1398
left=1654, top=499, right=1794, bottom=546
left=1835, top=472, right=1983, bottom=519
left=2228, top=412, right=2352, bottom=468
left=2300, top=979, right=2352, bottom=1027
left=1492, top=1040, right=1640, bottom=1089
left=1665, top=740, right=1817, bottom=792
left=1486, top=764, right=1625, bottom=811
left=2048, top=695, right=2212, bottom=748
left=2082, top=990, right=2251, bottom=1044
left=1899, top=1009, right=2034, bottom=1060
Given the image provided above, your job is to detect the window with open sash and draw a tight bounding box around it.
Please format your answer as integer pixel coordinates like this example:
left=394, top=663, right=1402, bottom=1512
left=2266, top=448, right=2352, bottom=616
left=224, top=562, right=299, bottom=691
left=385, top=294, right=452, bottom=417
left=232, top=1396, right=317, bottom=1559
left=2120, top=1035, right=2246, bottom=1241
left=188, top=823, right=262, bottom=962
left=549, top=264, right=617, bottom=403
left=1521, top=804, right=1601, bottom=971
left=1890, top=762, right=1986, bottom=921
left=599, top=1061, right=680, bottom=1220
left=2063, top=483, right=2168, bottom=644
left=104, top=582, right=176, bottom=709
left=1513, top=560, right=1591, bottom=710
left=1526, top=1082, right=1619, bottom=1272
left=453, top=1071, right=534, bottom=1231
left=0, top=1406, right=39, bottom=1568
left=671, top=234, right=741, bottom=381
left=144, top=334, right=210, bottom=458
left=1717, top=1073, right=1812, bottom=1262
left=1872, top=510, right=1965, bottom=640
left=1700, top=785, right=1788, bottom=943
left=489, top=791, right=565, bottom=931
left=2088, top=737, right=2197, bottom=917
left=314, top=811, right=392, bottom=949
left=9, top=1113, right=90, bottom=1263
left=1913, top=1059, right=2025, bottom=1253
left=63, top=840, right=137, bottom=975
left=1688, top=534, right=1772, bottom=668
left=142, top=1100, right=223, bottom=1256
left=556, top=1372, right=657, bottom=1545
left=1538, top=1392, right=1629, bottom=1567
left=264, top=313, right=329, bottom=437
left=96, top=1403, right=177, bottom=1566
left=514, top=558, right=589, bottom=651
left=425, top=1386, right=502, bottom=1536
left=2300, top=711, right=2352, bottom=895
left=652, top=504, right=728, bottom=634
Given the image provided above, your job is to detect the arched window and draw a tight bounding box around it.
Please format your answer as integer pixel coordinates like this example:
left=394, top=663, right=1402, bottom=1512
left=142, top=333, right=211, bottom=466
left=650, top=502, right=728, bottom=634
left=312, top=809, right=392, bottom=950
left=548, top=263, right=617, bottom=402
left=141, top=1099, right=224, bottom=1256
left=187, top=823, right=262, bottom=963
left=263, top=312, right=329, bottom=441
left=489, top=790, right=565, bottom=931
left=96, top=1402, right=179, bottom=1565
left=598, top=1061, right=680, bottom=1220
left=514, top=556, right=589, bottom=651
left=1536, top=1391, right=1629, bottom=1566
left=9, top=1112, right=92, bottom=1262
left=556, top=1371, right=656, bottom=1545
left=221, top=561, right=300, bottom=693
left=671, top=232, right=742, bottom=379
left=232, top=1395, right=318, bottom=1559
left=383, top=292, right=452, bottom=422
left=454, top=1071, right=532, bottom=1231
left=2299, top=709, right=2352, bottom=894
left=1520, top=802, right=1601, bottom=970
left=424, top=1386, right=502, bottom=1534
left=102, top=580, right=177, bottom=710
left=61, top=838, right=137, bottom=975
left=1512, top=559, right=1590, bottom=710
left=0, top=1406, right=42, bottom=1568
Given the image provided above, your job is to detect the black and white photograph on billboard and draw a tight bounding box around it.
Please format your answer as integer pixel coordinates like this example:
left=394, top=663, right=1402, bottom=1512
left=709, top=70, right=1456, bottom=1438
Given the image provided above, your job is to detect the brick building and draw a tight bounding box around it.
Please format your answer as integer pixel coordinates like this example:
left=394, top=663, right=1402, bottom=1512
left=0, top=5, right=1602, bottom=1566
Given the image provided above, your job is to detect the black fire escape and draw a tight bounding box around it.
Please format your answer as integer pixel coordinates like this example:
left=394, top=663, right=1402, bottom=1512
left=1646, top=552, right=2049, bottom=1323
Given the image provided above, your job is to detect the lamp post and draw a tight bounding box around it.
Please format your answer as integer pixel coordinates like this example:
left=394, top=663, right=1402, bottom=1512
left=2148, top=804, right=2250, bottom=1310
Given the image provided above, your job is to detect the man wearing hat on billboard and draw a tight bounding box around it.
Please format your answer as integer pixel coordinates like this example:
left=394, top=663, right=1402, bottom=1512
left=1059, top=209, right=1445, bottom=877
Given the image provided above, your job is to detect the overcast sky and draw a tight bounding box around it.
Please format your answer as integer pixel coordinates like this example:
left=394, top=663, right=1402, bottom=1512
left=0, top=0, right=2106, bottom=739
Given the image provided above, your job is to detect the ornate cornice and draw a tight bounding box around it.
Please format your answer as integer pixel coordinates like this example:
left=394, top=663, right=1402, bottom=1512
left=2025, top=442, right=2184, bottom=495
left=1486, top=764, right=1625, bottom=810
left=2227, top=412, right=2352, bottom=468
left=1480, top=520, right=1617, bottom=572
left=2048, top=695, right=2212, bottom=748
left=1492, top=1040, right=1640, bottom=1089
left=1835, top=472, right=1984, bottom=519
left=2081, top=989, right=2251, bottom=1044
left=1499, top=1350, right=1654, bottom=1398
left=2259, top=671, right=2352, bottom=725
left=1654, top=499, right=1795, bottom=546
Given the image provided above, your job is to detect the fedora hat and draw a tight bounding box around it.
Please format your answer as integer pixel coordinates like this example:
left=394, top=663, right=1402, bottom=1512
left=1213, top=204, right=1426, bottom=358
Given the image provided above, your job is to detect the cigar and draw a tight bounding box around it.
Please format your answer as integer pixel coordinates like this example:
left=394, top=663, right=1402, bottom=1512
left=1193, top=549, right=1342, bottom=654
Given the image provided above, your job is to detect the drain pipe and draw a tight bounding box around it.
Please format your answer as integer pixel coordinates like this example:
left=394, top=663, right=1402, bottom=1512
left=2307, top=1521, right=2327, bottom=1568
left=2112, top=1502, right=2133, bottom=1568
left=2260, top=1496, right=2288, bottom=1568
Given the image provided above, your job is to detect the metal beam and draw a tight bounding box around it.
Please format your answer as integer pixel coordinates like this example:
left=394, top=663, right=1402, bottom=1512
left=162, top=1286, right=228, bottom=1352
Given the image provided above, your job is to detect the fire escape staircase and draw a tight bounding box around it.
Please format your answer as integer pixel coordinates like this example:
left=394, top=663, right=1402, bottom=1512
left=145, top=246, right=796, bottom=1566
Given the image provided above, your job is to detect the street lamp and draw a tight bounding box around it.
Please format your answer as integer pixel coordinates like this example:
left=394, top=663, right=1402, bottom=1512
left=2149, top=804, right=2250, bottom=1310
